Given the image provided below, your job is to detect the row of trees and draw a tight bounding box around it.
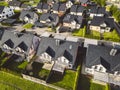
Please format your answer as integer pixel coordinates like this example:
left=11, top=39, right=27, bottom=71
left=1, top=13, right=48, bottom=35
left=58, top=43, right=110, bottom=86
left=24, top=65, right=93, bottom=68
left=109, top=5, right=120, bottom=22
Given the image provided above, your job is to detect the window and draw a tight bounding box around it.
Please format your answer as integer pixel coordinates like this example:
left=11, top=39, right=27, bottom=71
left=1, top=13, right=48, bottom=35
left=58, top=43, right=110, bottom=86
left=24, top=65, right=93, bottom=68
left=2, top=12, right=5, bottom=14
left=99, top=67, right=103, bottom=72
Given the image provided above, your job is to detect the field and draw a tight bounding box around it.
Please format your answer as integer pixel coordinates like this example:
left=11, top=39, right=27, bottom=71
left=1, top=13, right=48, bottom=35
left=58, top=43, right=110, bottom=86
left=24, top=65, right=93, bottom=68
left=0, top=71, right=54, bottom=90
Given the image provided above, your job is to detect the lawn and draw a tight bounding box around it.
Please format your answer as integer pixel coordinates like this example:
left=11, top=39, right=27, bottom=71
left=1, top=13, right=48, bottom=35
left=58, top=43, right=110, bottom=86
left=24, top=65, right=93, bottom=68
left=77, top=74, right=110, bottom=90
left=90, top=82, right=110, bottom=90
left=52, top=70, right=76, bottom=90
left=0, top=1, right=8, bottom=6
left=39, top=68, right=50, bottom=80
left=23, top=23, right=33, bottom=29
left=103, top=30, right=120, bottom=42
left=0, top=71, right=54, bottom=90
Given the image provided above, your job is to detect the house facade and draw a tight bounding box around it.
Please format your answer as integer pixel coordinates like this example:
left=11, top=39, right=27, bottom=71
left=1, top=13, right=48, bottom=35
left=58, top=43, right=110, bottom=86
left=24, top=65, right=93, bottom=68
left=36, top=37, right=80, bottom=72
left=89, top=16, right=114, bottom=33
left=19, top=10, right=38, bottom=24
left=0, top=6, right=14, bottom=21
left=85, top=44, right=120, bottom=86
left=0, top=30, right=40, bottom=62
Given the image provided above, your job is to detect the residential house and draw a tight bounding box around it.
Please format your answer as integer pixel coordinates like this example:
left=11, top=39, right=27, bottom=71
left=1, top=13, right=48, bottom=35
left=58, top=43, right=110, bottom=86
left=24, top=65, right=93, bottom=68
left=75, top=0, right=90, bottom=6
left=37, top=2, right=50, bottom=13
left=89, top=6, right=106, bottom=18
left=89, top=16, right=115, bottom=33
left=9, top=0, right=22, bottom=10
left=19, top=10, right=38, bottom=24
left=35, top=37, right=80, bottom=72
left=0, top=30, right=40, bottom=61
left=36, top=13, right=59, bottom=27
left=47, top=0, right=59, bottom=6
left=85, top=44, right=120, bottom=86
left=59, top=14, right=83, bottom=32
left=52, top=3, right=67, bottom=16
left=0, top=6, right=14, bottom=21
left=70, top=5, right=85, bottom=16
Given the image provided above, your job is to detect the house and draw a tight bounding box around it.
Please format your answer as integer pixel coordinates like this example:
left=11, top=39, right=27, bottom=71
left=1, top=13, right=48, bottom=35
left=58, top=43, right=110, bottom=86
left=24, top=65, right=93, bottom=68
left=59, top=14, right=83, bottom=32
left=47, top=0, right=59, bottom=6
left=19, top=10, right=38, bottom=24
left=52, top=3, right=67, bottom=16
left=89, top=16, right=115, bottom=33
left=9, top=0, right=22, bottom=10
left=75, top=0, right=90, bottom=6
left=70, top=5, right=85, bottom=16
left=66, top=0, right=73, bottom=9
left=0, top=6, right=14, bottom=21
left=0, top=30, right=40, bottom=61
left=37, top=2, right=50, bottom=13
left=36, top=13, right=59, bottom=27
left=35, top=37, right=80, bottom=72
left=85, top=44, right=120, bottom=86
left=89, top=6, right=106, bottom=18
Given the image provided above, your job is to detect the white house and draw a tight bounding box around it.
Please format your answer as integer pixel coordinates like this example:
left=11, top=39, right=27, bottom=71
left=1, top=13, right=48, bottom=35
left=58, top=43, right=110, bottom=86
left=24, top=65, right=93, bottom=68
left=0, top=6, right=14, bottom=21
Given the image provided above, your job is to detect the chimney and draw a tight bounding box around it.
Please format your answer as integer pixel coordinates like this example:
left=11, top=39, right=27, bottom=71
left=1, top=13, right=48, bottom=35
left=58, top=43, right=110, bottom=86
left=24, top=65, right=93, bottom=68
left=56, top=39, right=60, bottom=46
left=69, top=45, right=72, bottom=50
left=110, top=48, right=117, bottom=56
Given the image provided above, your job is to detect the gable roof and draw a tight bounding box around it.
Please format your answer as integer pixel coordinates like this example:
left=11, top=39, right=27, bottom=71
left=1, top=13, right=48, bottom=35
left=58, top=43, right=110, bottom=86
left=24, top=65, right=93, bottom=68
left=0, top=6, right=5, bottom=14
left=9, top=0, right=22, bottom=7
left=19, top=10, right=38, bottom=20
left=86, top=44, right=120, bottom=73
left=37, top=2, right=50, bottom=10
left=63, top=14, right=83, bottom=24
left=0, top=30, right=34, bottom=54
left=52, top=3, right=66, bottom=12
left=36, top=37, right=80, bottom=65
left=90, top=6, right=105, bottom=14
left=90, top=16, right=115, bottom=28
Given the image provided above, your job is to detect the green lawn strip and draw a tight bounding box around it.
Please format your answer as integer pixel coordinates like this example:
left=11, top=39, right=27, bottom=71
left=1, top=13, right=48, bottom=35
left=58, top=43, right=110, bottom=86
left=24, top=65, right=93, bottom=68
left=90, top=82, right=109, bottom=90
left=0, top=57, right=9, bottom=66
left=0, top=83, right=18, bottom=90
left=103, top=29, right=120, bottom=42
left=39, top=68, right=50, bottom=80
left=53, top=70, right=76, bottom=90
left=18, top=61, right=28, bottom=70
left=0, top=71, right=54, bottom=90
left=0, top=1, right=8, bottom=6
left=23, top=23, right=33, bottom=29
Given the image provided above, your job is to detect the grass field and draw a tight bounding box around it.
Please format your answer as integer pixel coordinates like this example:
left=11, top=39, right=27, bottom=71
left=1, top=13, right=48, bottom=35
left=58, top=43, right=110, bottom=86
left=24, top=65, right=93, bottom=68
left=52, top=70, right=76, bottom=90
left=0, top=71, right=54, bottom=90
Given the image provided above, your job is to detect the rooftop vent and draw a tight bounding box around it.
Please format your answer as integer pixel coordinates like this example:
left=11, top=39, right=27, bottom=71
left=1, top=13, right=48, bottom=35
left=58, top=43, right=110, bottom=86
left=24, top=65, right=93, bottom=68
left=69, top=45, right=72, bottom=50
left=110, top=48, right=117, bottom=56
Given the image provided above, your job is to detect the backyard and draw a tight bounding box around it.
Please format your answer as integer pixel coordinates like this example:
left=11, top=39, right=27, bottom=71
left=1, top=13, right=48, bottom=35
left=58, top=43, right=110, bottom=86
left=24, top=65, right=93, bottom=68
left=0, top=71, right=54, bottom=90
left=77, top=74, right=110, bottom=90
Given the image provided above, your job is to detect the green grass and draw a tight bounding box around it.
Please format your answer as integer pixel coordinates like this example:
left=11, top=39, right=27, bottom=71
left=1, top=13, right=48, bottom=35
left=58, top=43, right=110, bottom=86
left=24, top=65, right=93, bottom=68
left=0, top=71, right=54, bottom=90
left=72, top=28, right=84, bottom=37
left=90, top=82, right=110, bottom=90
left=18, top=61, right=28, bottom=70
left=23, top=23, right=33, bottom=29
left=0, top=83, right=18, bottom=90
left=39, top=69, right=50, bottom=80
left=53, top=70, right=76, bottom=90
left=0, top=1, right=8, bottom=6
left=103, top=30, right=120, bottom=42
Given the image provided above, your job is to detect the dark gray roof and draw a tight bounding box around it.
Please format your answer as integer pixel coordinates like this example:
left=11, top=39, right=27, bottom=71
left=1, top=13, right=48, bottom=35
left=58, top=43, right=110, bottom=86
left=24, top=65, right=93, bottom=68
left=63, top=14, right=83, bottom=24
left=90, top=6, right=105, bottom=14
left=90, top=16, right=115, bottom=28
left=0, top=6, right=4, bottom=14
left=9, top=0, right=21, bottom=7
left=52, top=3, right=66, bottom=12
left=59, top=26, right=73, bottom=32
left=19, top=10, right=38, bottom=20
left=86, top=44, right=120, bottom=73
left=37, top=2, right=50, bottom=10
left=80, top=0, right=89, bottom=3
left=0, top=30, right=34, bottom=54
left=70, top=5, right=85, bottom=13
left=70, top=5, right=77, bottom=12
left=39, top=13, right=59, bottom=26
left=0, top=29, right=4, bottom=40
left=36, top=37, right=80, bottom=66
